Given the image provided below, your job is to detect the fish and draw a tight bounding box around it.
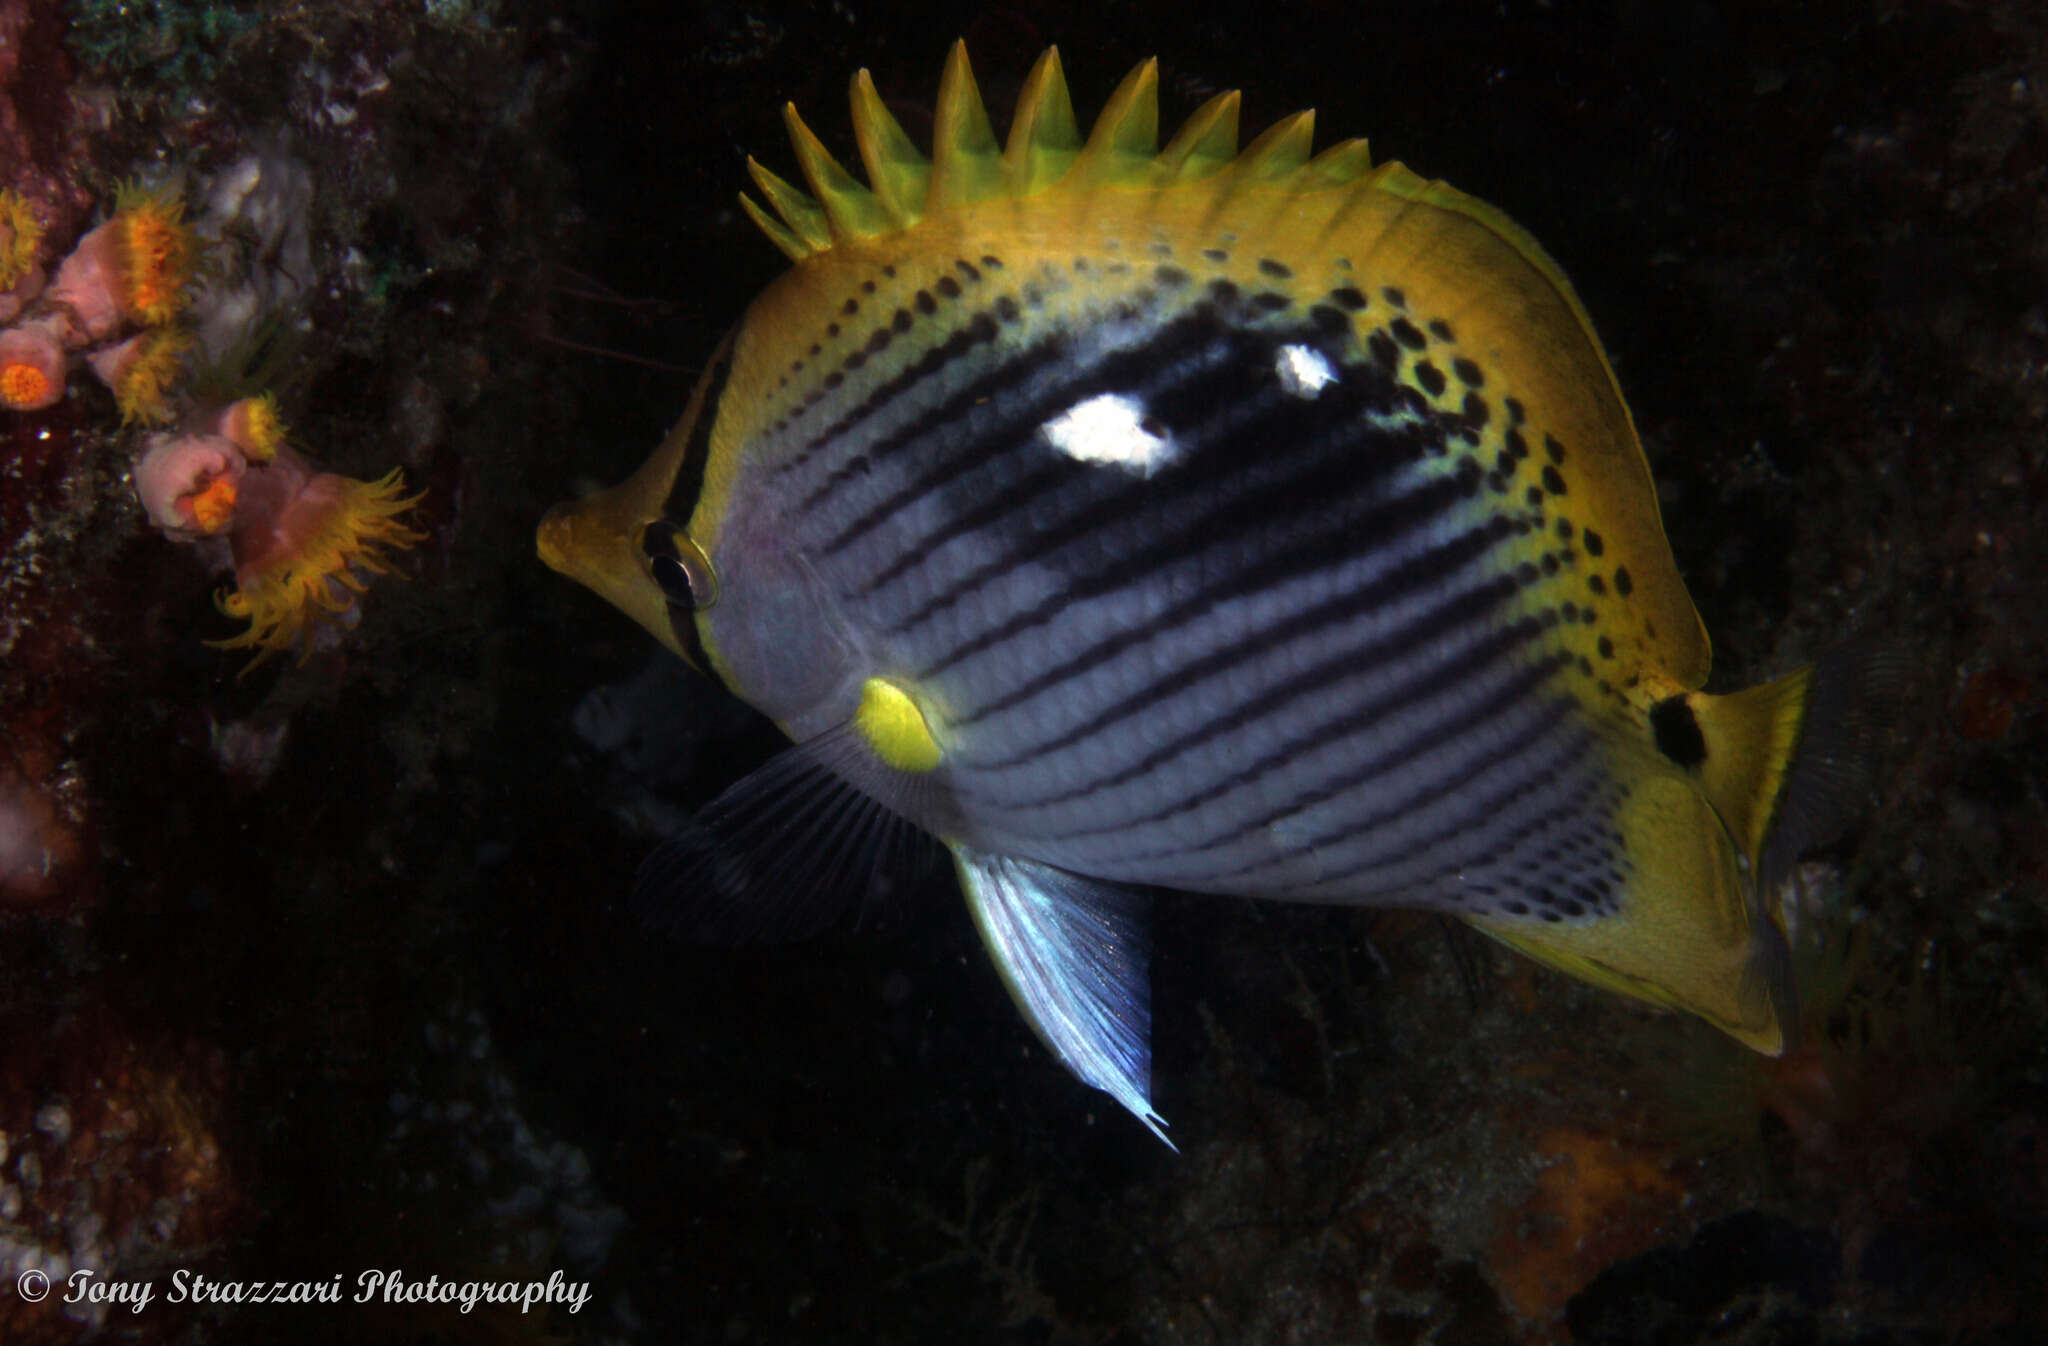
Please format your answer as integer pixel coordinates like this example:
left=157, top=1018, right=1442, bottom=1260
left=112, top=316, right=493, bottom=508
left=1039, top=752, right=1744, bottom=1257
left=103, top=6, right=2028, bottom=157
left=538, top=43, right=1888, bottom=1145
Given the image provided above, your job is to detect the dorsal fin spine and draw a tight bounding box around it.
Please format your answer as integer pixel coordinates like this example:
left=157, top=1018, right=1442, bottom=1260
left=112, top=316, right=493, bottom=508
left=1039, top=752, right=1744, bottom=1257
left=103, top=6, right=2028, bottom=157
left=748, top=47, right=1397, bottom=263
left=1002, top=47, right=1082, bottom=197
left=931, top=39, right=1006, bottom=209
left=1157, top=90, right=1241, bottom=181
left=739, top=193, right=811, bottom=263
left=1073, top=57, right=1160, bottom=185
left=849, top=69, right=929, bottom=227
left=745, top=157, right=831, bottom=255
left=783, top=104, right=892, bottom=241
left=1228, top=110, right=1317, bottom=185
left=1303, top=137, right=1374, bottom=189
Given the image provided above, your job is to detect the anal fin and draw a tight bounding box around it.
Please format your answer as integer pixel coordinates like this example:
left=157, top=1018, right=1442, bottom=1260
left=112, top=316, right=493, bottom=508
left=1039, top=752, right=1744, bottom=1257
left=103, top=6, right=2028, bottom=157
left=1467, top=772, right=1795, bottom=1054
left=951, top=845, right=1171, bottom=1148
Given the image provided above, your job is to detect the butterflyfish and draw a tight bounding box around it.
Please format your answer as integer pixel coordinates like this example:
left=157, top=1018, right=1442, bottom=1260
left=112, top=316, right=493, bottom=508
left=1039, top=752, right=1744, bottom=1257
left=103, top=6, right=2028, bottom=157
left=539, top=45, right=1890, bottom=1145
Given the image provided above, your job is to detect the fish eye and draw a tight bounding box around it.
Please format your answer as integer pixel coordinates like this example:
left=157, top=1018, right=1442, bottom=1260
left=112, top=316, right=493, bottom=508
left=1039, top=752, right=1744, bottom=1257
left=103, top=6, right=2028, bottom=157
left=639, top=520, right=717, bottom=610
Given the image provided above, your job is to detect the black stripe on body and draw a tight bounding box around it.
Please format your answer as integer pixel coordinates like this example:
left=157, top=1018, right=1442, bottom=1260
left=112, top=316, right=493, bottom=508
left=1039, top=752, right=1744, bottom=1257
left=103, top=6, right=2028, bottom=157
left=1393, top=775, right=1611, bottom=910
left=963, top=513, right=1519, bottom=789
left=1157, top=650, right=1575, bottom=878
left=917, top=404, right=1439, bottom=687
left=1303, top=703, right=1594, bottom=890
left=981, top=567, right=1530, bottom=821
left=795, top=317, right=1058, bottom=524
left=899, top=339, right=1442, bottom=691
left=849, top=316, right=1268, bottom=595
left=774, top=305, right=1004, bottom=482
left=1196, top=655, right=1581, bottom=889
left=810, top=305, right=1255, bottom=559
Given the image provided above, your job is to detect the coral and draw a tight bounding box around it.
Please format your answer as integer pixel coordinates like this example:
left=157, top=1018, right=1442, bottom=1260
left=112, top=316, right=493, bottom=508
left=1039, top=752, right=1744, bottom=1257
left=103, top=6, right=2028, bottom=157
left=217, top=390, right=283, bottom=460
left=85, top=323, right=190, bottom=425
left=0, top=187, right=42, bottom=288
left=0, top=188, right=46, bottom=323
left=43, top=183, right=200, bottom=345
left=212, top=446, right=424, bottom=670
left=132, top=428, right=243, bottom=538
left=0, top=320, right=63, bottom=410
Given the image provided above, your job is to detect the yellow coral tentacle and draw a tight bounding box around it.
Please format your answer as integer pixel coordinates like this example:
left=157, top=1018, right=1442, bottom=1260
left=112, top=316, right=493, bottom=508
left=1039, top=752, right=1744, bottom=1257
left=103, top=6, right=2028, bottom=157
left=211, top=468, right=426, bottom=673
left=114, top=326, right=194, bottom=426
left=111, top=182, right=202, bottom=326
left=0, top=187, right=44, bottom=288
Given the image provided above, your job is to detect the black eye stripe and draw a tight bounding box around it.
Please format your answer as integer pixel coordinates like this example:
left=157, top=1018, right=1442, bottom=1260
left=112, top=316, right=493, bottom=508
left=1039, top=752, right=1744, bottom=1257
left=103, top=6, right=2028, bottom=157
left=641, top=521, right=717, bottom=610
left=650, top=553, right=696, bottom=606
left=663, top=344, right=735, bottom=524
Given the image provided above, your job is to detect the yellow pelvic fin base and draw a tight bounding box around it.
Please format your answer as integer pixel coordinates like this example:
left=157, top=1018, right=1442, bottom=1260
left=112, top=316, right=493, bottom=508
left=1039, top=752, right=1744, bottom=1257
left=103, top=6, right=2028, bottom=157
left=854, top=677, right=942, bottom=773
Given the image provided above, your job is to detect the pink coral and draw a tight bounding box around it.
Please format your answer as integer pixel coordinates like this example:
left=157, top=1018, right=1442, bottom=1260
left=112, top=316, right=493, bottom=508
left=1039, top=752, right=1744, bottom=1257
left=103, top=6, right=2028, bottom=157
left=214, top=445, right=424, bottom=668
left=133, top=429, right=246, bottom=539
left=43, top=186, right=200, bottom=346
left=0, top=317, right=64, bottom=410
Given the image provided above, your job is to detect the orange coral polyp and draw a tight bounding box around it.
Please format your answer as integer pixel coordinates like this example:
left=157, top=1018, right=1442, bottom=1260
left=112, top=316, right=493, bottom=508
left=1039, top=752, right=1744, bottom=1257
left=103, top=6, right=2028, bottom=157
left=213, top=468, right=426, bottom=670
left=221, top=394, right=287, bottom=461
left=1, top=360, right=53, bottom=409
left=106, top=327, right=193, bottom=425
left=112, top=187, right=199, bottom=326
left=185, top=476, right=239, bottom=534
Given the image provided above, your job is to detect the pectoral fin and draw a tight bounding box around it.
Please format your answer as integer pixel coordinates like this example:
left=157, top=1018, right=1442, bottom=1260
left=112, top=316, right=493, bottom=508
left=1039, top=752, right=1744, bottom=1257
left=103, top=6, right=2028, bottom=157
left=951, top=845, right=1171, bottom=1148
left=635, top=723, right=925, bottom=942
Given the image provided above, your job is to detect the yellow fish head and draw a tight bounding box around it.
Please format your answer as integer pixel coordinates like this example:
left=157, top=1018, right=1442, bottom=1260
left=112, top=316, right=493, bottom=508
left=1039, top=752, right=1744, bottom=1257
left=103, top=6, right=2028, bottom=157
left=538, top=335, right=733, bottom=672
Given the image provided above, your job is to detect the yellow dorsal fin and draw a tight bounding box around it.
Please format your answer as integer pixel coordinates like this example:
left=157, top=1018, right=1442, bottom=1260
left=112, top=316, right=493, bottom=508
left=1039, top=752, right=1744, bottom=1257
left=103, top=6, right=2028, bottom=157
left=739, top=193, right=811, bottom=263
left=1002, top=47, right=1082, bottom=196
left=1228, top=109, right=1317, bottom=185
left=1302, top=136, right=1374, bottom=189
left=1073, top=57, right=1160, bottom=185
left=931, top=39, right=1005, bottom=209
left=1156, top=89, right=1240, bottom=181
left=742, top=158, right=830, bottom=260
left=849, top=68, right=929, bottom=228
left=742, top=46, right=1380, bottom=262
left=783, top=104, right=893, bottom=241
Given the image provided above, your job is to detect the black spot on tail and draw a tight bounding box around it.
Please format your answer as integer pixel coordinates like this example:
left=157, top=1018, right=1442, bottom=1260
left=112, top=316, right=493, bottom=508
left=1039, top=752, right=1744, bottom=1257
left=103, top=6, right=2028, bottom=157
left=1651, top=696, right=1707, bottom=767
